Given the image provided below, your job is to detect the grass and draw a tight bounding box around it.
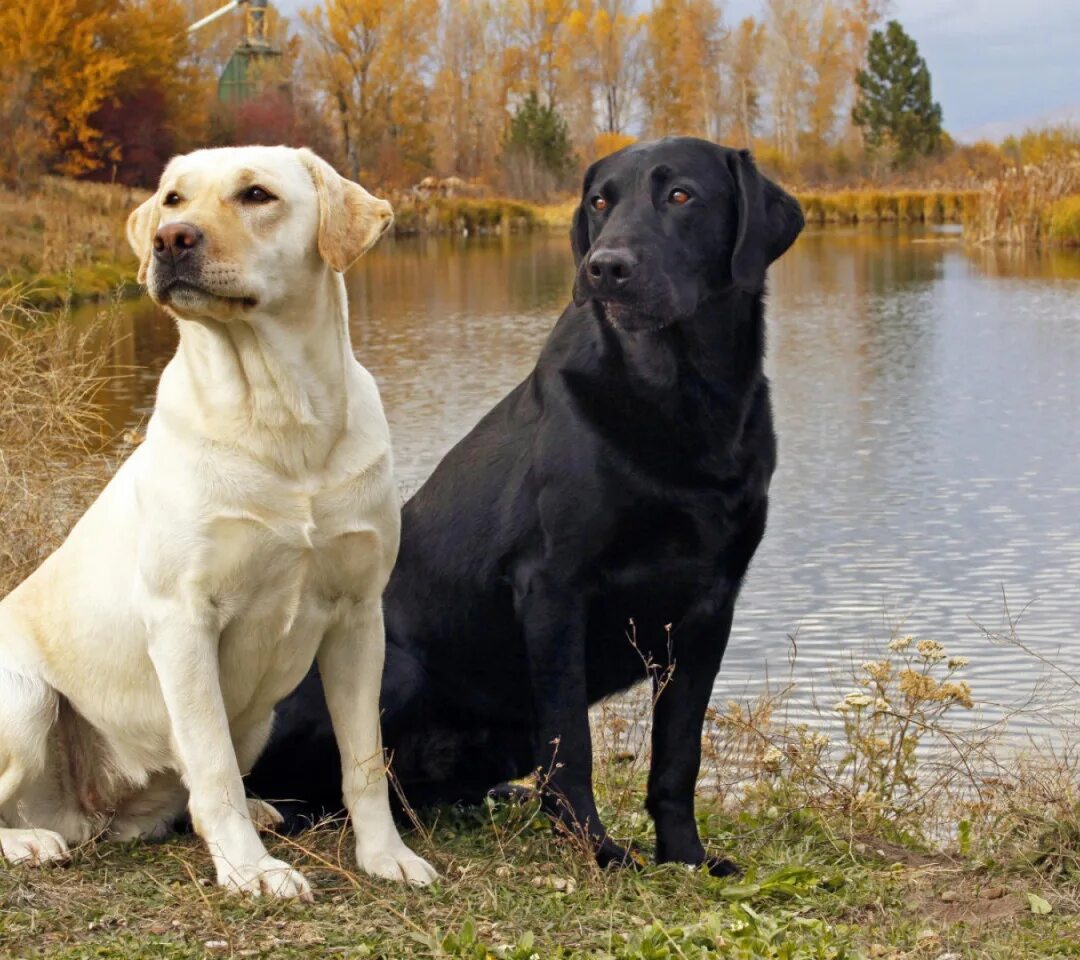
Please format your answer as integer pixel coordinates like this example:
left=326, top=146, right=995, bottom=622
left=0, top=287, right=122, bottom=596
left=0, top=707, right=1076, bottom=959
left=0, top=178, right=146, bottom=306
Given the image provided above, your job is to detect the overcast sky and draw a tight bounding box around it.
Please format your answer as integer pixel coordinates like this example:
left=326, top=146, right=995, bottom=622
left=274, top=0, right=1080, bottom=139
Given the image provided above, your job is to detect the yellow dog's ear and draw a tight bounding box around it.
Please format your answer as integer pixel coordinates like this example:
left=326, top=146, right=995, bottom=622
left=126, top=192, right=160, bottom=285
left=298, top=148, right=394, bottom=273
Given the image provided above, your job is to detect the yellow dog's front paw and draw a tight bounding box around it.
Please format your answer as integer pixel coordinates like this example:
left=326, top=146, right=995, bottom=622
left=0, top=828, right=69, bottom=865
left=358, top=844, right=438, bottom=886
left=218, top=855, right=313, bottom=902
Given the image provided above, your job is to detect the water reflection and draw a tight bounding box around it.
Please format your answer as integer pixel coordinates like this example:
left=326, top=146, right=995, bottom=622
left=69, top=228, right=1080, bottom=734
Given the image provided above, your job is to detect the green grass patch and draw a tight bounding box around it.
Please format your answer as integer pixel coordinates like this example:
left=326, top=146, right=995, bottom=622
left=0, top=789, right=1075, bottom=959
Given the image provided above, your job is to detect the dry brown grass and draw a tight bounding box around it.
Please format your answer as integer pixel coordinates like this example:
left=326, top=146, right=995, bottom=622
left=0, top=286, right=118, bottom=595
left=796, top=189, right=978, bottom=225
left=964, top=156, right=1080, bottom=247
left=0, top=177, right=145, bottom=304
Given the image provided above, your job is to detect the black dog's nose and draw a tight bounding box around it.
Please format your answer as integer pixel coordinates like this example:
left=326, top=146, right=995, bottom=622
left=586, top=248, right=636, bottom=291
left=153, top=222, right=203, bottom=261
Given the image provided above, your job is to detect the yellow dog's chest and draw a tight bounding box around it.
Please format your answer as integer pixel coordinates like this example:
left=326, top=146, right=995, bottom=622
left=203, top=483, right=389, bottom=718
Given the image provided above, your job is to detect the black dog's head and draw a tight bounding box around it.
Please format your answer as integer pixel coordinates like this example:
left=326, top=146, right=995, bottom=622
left=571, top=137, right=804, bottom=332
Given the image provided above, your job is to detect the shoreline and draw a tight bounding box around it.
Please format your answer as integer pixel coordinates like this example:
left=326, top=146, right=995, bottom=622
left=2, top=183, right=1077, bottom=309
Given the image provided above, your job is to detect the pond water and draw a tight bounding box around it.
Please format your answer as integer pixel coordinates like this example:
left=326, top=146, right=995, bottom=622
left=77, top=227, right=1080, bottom=735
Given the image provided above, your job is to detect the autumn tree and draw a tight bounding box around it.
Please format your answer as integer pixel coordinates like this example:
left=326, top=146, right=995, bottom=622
left=503, top=0, right=575, bottom=109
left=303, top=0, right=437, bottom=185
left=88, top=0, right=212, bottom=185
left=763, top=0, right=812, bottom=163
left=641, top=0, right=725, bottom=140
left=568, top=0, right=645, bottom=136
left=0, top=0, right=126, bottom=183
left=852, top=19, right=943, bottom=166
left=430, top=0, right=513, bottom=179
left=726, top=16, right=765, bottom=148
left=802, top=1, right=847, bottom=159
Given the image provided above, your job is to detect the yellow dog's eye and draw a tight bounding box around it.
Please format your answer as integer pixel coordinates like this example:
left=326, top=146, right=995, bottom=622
left=669, top=189, right=691, bottom=205
left=241, top=185, right=276, bottom=204
left=163, top=191, right=181, bottom=206
left=590, top=195, right=608, bottom=212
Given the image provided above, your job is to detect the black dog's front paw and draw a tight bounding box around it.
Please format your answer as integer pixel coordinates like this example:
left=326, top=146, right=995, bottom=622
left=595, top=836, right=646, bottom=870
left=487, top=782, right=537, bottom=804
left=657, top=846, right=741, bottom=877
left=703, top=854, right=740, bottom=878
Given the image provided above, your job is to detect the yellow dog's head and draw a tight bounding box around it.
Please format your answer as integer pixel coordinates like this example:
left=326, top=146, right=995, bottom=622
left=127, top=146, right=392, bottom=321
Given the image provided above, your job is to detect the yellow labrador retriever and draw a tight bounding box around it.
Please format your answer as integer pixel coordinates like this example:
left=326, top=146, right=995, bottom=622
left=0, top=146, right=436, bottom=898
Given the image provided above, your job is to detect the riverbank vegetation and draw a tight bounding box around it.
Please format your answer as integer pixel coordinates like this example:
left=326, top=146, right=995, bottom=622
left=0, top=178, right=145, bottom=305
left=1, top=292, right=1079, bottom=956
left=965, top=155, right=1080, bottom=249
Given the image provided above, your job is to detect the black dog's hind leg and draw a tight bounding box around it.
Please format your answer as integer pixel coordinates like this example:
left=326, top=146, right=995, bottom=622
left=516, top=569, right=633, bottom=870
left=645, top=594, right=739, bottom=877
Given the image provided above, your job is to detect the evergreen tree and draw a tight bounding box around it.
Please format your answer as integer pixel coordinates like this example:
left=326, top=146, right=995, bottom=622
left=501, top=91, right=575, bottom=199
left=852, top=20, right=943, bottom=166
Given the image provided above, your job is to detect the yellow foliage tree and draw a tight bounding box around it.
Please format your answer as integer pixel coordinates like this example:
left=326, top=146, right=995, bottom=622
left=804, top=1, right=847, bottom=158
left=503, top=0, right=575, bottom=108
left=593, top=131, right=637, bottom=160
left=641, top=0, right=725, bottom=140
left=728, top=16, right=765, bottom=148
left=429, top=0, right=511, bottom=180
left=89, top=0, right=211, bottom=180
left=304, top=0, right=437, bottom=185
left=565, top=0, right=646, bottom=136
left=0, top=0, right=127, bottom=181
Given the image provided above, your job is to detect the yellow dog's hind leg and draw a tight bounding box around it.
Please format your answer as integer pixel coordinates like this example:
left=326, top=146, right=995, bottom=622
left=0, top=667, right=69, bottom=865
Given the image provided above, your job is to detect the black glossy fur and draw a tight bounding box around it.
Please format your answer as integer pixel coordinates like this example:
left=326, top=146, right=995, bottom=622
left=249, top=138, right=804, bottom=873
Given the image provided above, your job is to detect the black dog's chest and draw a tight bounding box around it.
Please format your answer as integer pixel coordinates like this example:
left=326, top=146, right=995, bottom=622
left=581, top=497, right=758, bottom=685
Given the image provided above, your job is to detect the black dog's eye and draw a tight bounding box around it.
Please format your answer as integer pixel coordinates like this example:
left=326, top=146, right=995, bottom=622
left=590, top=195, right=608, bottom=212
left=240, top=185, right=276, bottom=204
left=163, top=191, right=182, bottom=206
left=669, top=188, right=691, bottom=206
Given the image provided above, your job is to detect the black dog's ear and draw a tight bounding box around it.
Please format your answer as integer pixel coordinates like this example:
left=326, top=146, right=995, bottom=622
left=570, top=159, right=601, bottom=268
left=727, top=149, right=804, bottom=292
left=571, top=202, right=591, bottom=267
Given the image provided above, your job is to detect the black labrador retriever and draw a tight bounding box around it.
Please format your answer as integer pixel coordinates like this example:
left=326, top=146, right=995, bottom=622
left=249, top=137, right=804, bottom=874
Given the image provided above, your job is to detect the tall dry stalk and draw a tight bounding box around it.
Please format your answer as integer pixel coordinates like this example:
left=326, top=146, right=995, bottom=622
left=0, top=286, right=116, bottom=596
left=965, top=155, right=1080, bottom=247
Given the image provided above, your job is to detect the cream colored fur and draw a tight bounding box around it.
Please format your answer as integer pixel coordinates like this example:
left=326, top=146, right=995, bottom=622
left=0, top=145, right=436, bottom=899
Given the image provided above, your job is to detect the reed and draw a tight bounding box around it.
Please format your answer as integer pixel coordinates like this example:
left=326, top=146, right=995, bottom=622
left=964, top=156, right=1080, bottom=247
left=796, top=188, right=978, bottom=226
left=0, top=287, right=118, bottom=595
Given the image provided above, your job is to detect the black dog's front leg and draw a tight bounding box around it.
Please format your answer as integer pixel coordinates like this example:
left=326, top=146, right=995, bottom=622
left=646, top=596, right=739, bottom=877
left=516, top=569, right=631, bottom=869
